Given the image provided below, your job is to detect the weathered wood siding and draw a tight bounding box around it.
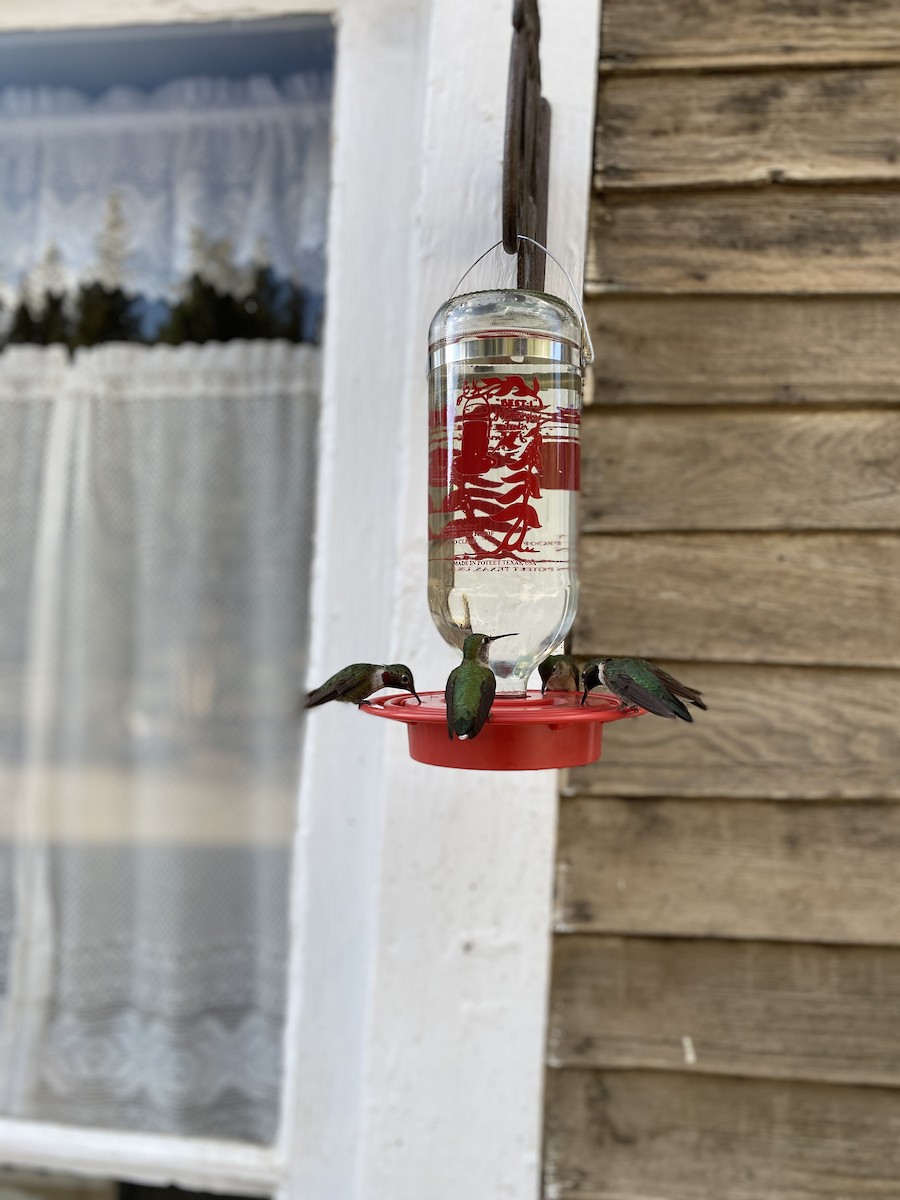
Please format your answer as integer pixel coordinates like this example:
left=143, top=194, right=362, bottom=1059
left=545, top=2, right=900, bottom=1196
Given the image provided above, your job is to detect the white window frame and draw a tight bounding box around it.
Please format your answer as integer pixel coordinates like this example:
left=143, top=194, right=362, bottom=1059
left=0, top=1, right=600, bottom=1197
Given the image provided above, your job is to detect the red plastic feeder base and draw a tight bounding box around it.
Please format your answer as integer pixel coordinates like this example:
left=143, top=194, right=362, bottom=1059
left=362, top=689, right=643, bottom=771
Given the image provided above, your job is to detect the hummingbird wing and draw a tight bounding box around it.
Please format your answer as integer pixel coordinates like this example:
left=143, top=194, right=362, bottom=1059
left=305, top=664, right=377, bottom=708
left=472, top=670, right=496, bottom=738
left=445, top=668, right=459, bottom=739
left=650, top=666, right=707, bottom=710
left=604, top=660, right=692, bottom=721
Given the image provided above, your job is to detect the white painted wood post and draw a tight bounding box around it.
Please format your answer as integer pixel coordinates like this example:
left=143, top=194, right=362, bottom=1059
left=283, top=3, right=601, bottom=1198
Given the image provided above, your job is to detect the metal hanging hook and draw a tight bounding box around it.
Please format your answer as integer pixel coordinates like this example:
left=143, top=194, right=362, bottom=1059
left=502, top=0, right=551, bottom=291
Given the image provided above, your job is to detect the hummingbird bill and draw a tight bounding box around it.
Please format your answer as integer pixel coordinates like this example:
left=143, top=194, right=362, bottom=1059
left=538, top=654, right=580, bottom=694
left=445, top=632, right=517, bottom=741
left=581, top=656, right=706, bottom=722
left=305, top=663, right=420, bottom=709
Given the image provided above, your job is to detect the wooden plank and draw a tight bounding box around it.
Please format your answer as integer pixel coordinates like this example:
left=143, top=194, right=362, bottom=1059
left=600, top=0, right=900, bottom=71
left=575, top=532, right=900, bottom=666
left=550, top=936, right=900, bottom=1085
left=586, top=188, right=900, bottom=294
left=544, top=1068, right=900, bottom=1199
left=582, top=408, right=900, bottom=531
left=568, top=663, right=900, bottom=799
left=555, top=798, right=900, bottom=943
left=598, top=67, right=900, bottom=189
left=588, top=295, right=900, bottom=405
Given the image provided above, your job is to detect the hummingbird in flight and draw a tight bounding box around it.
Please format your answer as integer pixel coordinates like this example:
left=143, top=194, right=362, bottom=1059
left=445, top=632, right=517, bottom=741
left=581, top=656, right=706, bottom=722
left=538, top=654, right=580, bottom=694
left=305, top=663, right=420, bottom=709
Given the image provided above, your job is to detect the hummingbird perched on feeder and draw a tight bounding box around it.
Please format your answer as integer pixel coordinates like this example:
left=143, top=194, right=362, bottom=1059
left=581, top=656, right=707, bottom=722
left=538, top=654, right=581, bottom=694
left=445, top=632, right=517, bottom=741
left=305, top=663, right=420, bottom=709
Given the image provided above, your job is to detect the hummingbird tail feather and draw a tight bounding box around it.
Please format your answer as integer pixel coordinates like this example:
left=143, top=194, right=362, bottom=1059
left=667, top=694, right=693, bottom=722
left=652, top=667, right=707, bottom=710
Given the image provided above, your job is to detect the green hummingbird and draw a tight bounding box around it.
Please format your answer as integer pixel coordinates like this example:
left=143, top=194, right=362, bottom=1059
left=538, top=654, right=581, bottom=694
left=445, top=632, right=517, bottom=741
left=305, top=663, right=420, bottom=709
left=581, top=656, right=707, bottom=722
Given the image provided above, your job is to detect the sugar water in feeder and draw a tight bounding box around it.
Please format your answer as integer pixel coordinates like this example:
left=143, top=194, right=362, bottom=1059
left=427, top=287, right=586, bottom=695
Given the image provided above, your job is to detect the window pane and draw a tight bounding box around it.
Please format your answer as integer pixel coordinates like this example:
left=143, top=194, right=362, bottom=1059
left=0, top=19, right=333, bottom=1143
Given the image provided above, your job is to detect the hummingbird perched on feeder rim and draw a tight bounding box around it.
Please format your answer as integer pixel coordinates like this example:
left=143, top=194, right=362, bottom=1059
left=581, top=656, right=707, bottom=722
left=305, top=663, right=420, bottom=709
left=445, top=632, right=517, bottom=741
left=538, top=654, right=581, bottom=694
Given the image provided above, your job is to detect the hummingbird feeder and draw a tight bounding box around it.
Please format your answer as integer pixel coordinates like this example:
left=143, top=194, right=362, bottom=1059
left=363, top=0, right=645, bottom=769
left=363, top=262, right=640, bottom=770
left=365, top=691, right=638, bottom=771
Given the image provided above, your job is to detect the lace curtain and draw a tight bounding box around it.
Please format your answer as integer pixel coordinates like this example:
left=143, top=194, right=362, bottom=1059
left=0, top=69, right=328, bottom=1144
left=0, top=341, right=319, bottom=1142
left=0, top=74, right=330, bottom=311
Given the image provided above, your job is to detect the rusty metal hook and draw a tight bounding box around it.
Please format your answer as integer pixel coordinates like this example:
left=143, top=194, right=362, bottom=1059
left=502, top=0, right=551, bottom=291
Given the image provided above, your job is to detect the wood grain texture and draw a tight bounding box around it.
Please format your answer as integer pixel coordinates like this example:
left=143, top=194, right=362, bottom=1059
left=568, top=663, right=900, bottom=799
left=587, top=188, right=900, bottom=294
left=582, top=408, right=900, bottom=530
left=598, top=68, right=900, bottom=189
left=544, top=1069, right=900, bottom=1199
left=588, top=295, right=900, bottom=404
left=575, top=532, right=900, bottom=666
left=555, top=798, right=900, bottom=942
left=550, top=936, right=900, bottom=1084
left=600, top=0, right=900, bottom=71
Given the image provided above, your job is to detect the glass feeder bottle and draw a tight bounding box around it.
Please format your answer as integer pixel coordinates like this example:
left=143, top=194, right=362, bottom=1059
left=427, top=286, right=588, bottom=696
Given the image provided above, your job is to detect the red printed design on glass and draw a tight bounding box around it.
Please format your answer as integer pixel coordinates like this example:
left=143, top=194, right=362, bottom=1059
left=429, top=374, right=580, bottom=565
